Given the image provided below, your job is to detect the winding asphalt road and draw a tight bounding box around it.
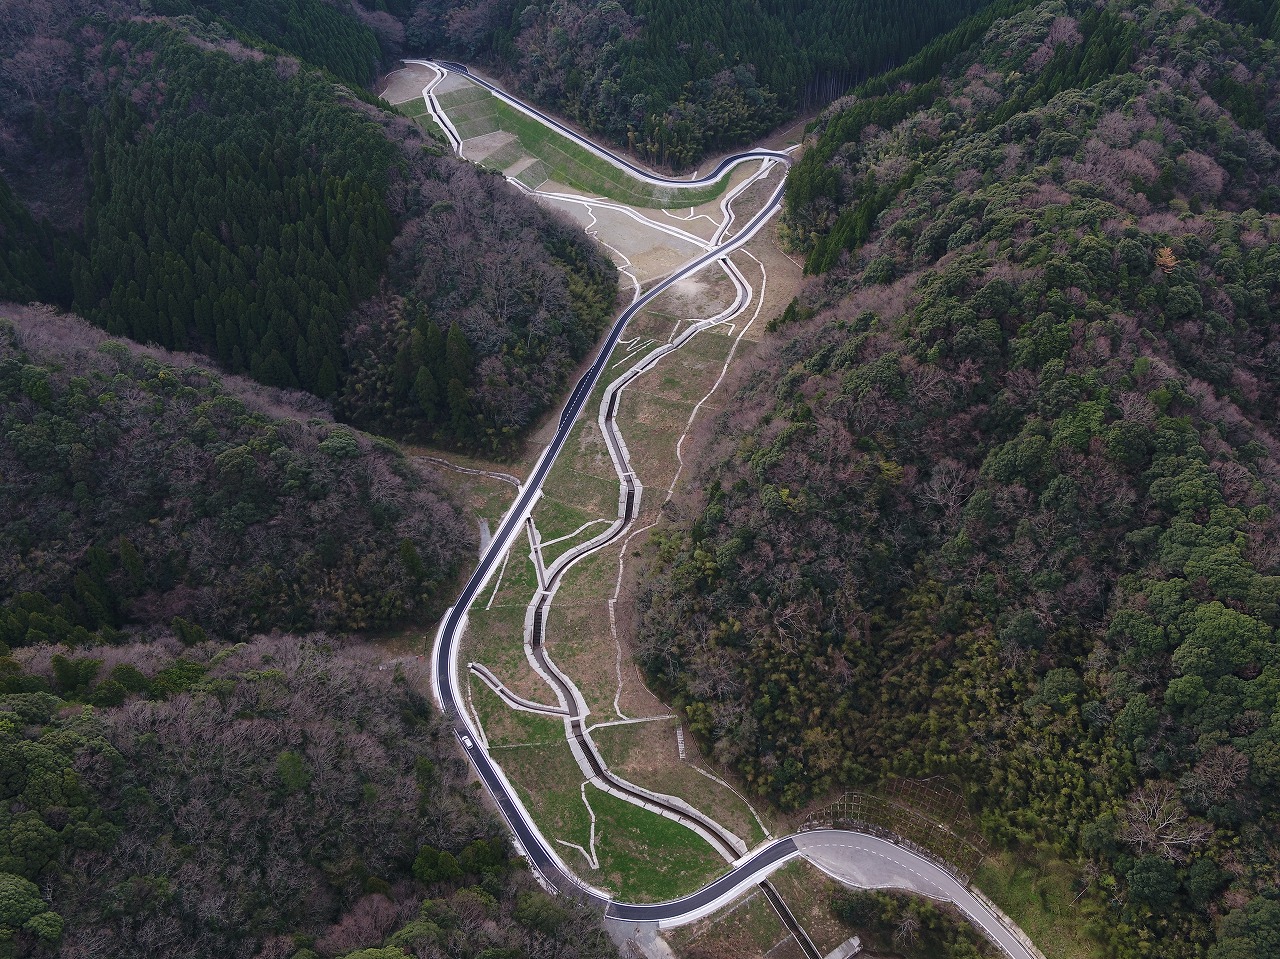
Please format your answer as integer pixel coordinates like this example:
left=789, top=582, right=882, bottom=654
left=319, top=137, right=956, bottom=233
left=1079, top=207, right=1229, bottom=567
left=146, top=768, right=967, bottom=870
left=429, top=60, right=792, bottom=188
left=423, top=61, right=1040, bottom=958
left=427, top=114, right=791, bottom=908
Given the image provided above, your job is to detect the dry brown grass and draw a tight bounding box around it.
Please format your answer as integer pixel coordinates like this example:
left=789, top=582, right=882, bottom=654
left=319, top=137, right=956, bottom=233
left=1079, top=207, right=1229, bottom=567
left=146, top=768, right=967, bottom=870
left=767, top=859, right=862, bottom=955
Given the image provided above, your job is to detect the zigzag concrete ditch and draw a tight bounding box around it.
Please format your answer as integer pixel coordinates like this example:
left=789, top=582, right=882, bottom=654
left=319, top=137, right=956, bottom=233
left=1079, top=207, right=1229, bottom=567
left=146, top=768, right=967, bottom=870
left=407, top=58, right=1044, bottom=959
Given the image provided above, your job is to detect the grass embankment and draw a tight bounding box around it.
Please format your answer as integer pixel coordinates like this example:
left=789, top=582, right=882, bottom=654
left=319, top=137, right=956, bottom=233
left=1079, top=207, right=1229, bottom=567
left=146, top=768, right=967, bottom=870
left=589, top=785, right=728, bottom=901
left=471, top=682, right=564, bottom=747
left=593, top=718, right=772, bottom=846
left=437, top=83, right=736, bottom=208
left=462, top=556, right=549, bottom=709
left=452, top=266, right=762, bottom=907
left=974, top=852, right=1106, bottom=959
left=531, top=494, right=612, bottom=568
left=394, top=95, right=449, bottom=142
left=496, top=731, right=726, bottom=902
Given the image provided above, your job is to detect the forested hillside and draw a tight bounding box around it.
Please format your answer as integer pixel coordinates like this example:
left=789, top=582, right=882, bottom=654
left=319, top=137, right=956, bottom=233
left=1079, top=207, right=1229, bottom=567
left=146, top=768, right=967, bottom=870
left=151, top=0, right=386, bottom=85
left=638, top=1, right=1280, bottom=956
left=0, top=635, right=616, bottom=959
left=0, top=5, right=627, bottom=955
left=0, top=5, right=617, bottom=452
left=406, top=0, right=993, bottom=166
left=0, top=305, right=470, bottom=645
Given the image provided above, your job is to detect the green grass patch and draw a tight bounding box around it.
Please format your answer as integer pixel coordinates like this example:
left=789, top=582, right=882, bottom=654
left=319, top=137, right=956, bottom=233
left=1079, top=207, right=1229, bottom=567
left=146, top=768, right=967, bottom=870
left=446, top=95, right=499, bottom=124
left=489, top=97, right=733, bottom=208
left=547, top=542, right=618, bottom=616
left=589, top=784, right=727, bottom=902
left=480, top=139, right=528, bottom=171
left=462, top=599, right=555, bottom=715
left=974, top=851, right=1105, bottom=959
left=614, top=390, right=694, bottom=488
left=435, top=80, right=738, bottom=208
left=533, top=495, right=605, bottom=546
left=454, top=113, right=500, bottom=139
left=474, top=483, right=517, bottom=528
left=436, top=84, right=492, bottom=109
left=540, top=462, right=620, bottom=530
left=480, top=709, right=726, bottom=904
left=515, top=159, right=551, bottom=189
left=395, top=98, right=449, bottom=144
left=499, top=740, right=594, bottom=845
left=476, top=544, right=538, bottom=611
left=543, top=418, right=616, bottom=487
left=469, top=678, right=564, bottom=748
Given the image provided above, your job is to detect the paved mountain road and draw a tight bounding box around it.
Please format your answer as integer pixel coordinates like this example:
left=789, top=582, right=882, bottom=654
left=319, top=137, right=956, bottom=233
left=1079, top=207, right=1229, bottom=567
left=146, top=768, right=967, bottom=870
left=420, top=60, right=1041, bottom=959
left=426, top=60, right=793, bottom=188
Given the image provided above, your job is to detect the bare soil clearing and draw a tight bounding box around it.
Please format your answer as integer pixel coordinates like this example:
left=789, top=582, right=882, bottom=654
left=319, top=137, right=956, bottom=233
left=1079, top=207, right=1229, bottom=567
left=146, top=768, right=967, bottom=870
left=378, top=63, right=434, bottom=104
left=539, top=195, right=706, bottom=285
left=463, top=129, right=517, bottom=162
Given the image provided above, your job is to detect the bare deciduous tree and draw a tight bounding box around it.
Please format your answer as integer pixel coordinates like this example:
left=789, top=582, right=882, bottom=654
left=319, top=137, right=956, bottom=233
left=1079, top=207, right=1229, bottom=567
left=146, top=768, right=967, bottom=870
left=1120, top=782, right=1212, bottom=861
left=894, top=912, right=921, bottom=947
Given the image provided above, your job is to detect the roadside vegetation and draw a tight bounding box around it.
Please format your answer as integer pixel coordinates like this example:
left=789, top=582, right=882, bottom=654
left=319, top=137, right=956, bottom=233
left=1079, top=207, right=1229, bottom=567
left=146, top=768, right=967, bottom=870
left=490, top=726, right=728, bottom=902
left=975, top=852, right=1104, bottom=959
left=589, top=786, right=728, bottom=902
left=833, top=890, right=995, bottom=959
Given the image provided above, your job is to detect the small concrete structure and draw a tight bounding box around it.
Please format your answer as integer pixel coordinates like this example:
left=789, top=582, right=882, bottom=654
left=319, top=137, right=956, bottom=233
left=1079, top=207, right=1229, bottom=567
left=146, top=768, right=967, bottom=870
left=604, top=918, right=678, bottom=959
left=824, top=935, right=863, bottom=959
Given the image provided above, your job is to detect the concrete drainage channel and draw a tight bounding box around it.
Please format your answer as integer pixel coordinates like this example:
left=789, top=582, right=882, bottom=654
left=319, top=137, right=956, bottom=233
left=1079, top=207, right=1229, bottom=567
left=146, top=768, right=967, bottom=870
left=507, top=258, right=752, bottom=807
left=426, top=101, right=823, bottom=949
left=414, top=57, right=1044, bottom=957
left=760, top=881, right=823, bottom=959
left=509, top=267, right=826, bottom=956
left=511, top=256, right=757, bottom=861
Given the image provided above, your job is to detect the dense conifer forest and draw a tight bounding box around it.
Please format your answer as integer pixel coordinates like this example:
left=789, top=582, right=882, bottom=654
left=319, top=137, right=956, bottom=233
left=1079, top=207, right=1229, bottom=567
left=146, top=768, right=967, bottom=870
left=0, top=4, right=617, bottom=452
left=638, top=1, right=1280, bottom=955
left=151, top=0, right=385, bottom=85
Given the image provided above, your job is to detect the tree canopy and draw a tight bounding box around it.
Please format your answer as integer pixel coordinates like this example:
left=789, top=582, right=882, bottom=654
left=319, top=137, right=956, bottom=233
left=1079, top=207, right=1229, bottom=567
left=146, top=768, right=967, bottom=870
left=639, top=0, right=1280, bottom=955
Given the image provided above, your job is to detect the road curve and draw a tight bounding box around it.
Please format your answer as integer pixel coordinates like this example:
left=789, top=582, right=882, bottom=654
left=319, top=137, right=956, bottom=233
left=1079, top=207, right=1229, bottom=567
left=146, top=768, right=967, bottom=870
left=420, top=59, right=791, bottom=187
left=428, top=139, right=791, bottom=910
left=422, top=62, right=1041, bottom=959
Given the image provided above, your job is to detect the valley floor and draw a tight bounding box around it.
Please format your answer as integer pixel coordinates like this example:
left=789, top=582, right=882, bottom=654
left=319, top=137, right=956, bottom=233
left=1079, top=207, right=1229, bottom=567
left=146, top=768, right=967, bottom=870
left=383, top=59, right=1048, bottom=959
